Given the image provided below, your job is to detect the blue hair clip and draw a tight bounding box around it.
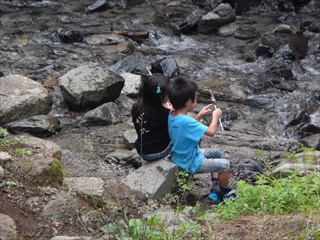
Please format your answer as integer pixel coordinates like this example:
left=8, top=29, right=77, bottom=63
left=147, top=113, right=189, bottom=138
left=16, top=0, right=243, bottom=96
left=156, top=87, right=161, bottom=94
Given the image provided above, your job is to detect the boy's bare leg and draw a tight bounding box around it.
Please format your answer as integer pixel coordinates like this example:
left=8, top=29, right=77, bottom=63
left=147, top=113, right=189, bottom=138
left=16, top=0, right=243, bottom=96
left=211, top=172, right=218, bottom=178
left=217, top=167, right=231, bottom=188
left=142, top=159, right=148, bottom=165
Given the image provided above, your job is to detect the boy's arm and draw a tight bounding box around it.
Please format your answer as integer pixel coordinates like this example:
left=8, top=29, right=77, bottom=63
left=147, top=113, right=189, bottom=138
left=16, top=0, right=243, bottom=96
left=194, top=104, right=213, bottom=121
left=205, top=108, right=222, bottom=137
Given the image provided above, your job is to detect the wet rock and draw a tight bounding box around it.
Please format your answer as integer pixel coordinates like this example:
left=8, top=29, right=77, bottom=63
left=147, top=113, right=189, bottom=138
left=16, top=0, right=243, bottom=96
left=298, top=133, right=320, bottom=150
left=282, top=110, right=320, bottom=139
left=273, top=24, right=296, bottom=34
left=256, top=44, right=274, bottom=58
left=292, top=0, right=311, bottom=3
left=277, top=0, right=295, bottom=12
left=294, top=124, right=320, bottom=138
left=234, top=0, right=262, bottom=14
left=107, top=0, right=145, bottom=9
left=104, top=40, right=135, bottom=54
left=267, top=63, right=295, bottom=80
left=151, top=57, right=180, bottom=78
left=218, top=22, right=239, bottom=36
left=109, top=54, right=155, bottom=75
left=300, top=20, right=319, bottom=33
left=84, top=34, right=126, bottom=45
left=177, top=9, right=203, bottom=33
left=284, top=109, right=310, bottom=129
left=58, top=29, right=84, bottom=44
left=273, top=43, right=298, bottom=63
left=197, top=3, right=236, bottom=34
left=208, top=130, right=299, bottom=152
left=259, top=32, right=308, bottom=58
left=197, top=79, right=248, bottom=103
left=279, top=12, right=300, bottom=24
left=312, top=89, right=320, bottom=102
left=240, top=72, right=280, bottom=94
left=86, top=0, right=109, bottom=14
left=274, top=81, right=299, bottom=92
left=234, top=27, right=261, bottom=40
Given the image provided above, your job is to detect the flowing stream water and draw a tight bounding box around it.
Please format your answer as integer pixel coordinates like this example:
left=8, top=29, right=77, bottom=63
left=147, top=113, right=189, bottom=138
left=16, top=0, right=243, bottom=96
left=1, top=0, right=320, bottom=140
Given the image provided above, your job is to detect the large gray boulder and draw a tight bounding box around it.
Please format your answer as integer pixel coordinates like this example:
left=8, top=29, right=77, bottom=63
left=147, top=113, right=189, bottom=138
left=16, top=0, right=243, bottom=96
left=122, top=159, right=179, bottom=199
left=0, top=75, right=52, bottom=126
left=58, top=63, right=125, bottom=111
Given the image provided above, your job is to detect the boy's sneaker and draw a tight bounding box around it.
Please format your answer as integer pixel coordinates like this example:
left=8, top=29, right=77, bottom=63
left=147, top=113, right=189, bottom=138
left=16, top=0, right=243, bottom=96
left=222, top=191, right=237, bottom=201
left=208, top=189, right=222, bottom=203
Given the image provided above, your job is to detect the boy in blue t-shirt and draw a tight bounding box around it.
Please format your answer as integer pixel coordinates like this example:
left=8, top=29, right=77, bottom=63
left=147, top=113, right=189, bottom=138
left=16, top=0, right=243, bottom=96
left=167, top=76, right=236, bottom=203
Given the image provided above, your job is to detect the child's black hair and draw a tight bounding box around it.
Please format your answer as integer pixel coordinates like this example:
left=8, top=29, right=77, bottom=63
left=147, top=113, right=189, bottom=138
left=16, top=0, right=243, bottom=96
left=131, top=74, right=170, bottom=120
left=168, top=76, right=198, bottom=110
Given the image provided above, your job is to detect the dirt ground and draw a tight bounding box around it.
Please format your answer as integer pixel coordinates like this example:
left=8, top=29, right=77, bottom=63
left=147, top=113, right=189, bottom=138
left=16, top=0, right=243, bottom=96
left=1, top=149, right=319, bottom=240
left=1, top=183, right=319, bottom=240
left=1, top=116, right=319, bottom=239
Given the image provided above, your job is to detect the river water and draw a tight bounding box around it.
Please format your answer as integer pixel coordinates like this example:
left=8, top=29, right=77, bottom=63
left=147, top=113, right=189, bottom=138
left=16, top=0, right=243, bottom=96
left=1, top=0, right=320, bottom=140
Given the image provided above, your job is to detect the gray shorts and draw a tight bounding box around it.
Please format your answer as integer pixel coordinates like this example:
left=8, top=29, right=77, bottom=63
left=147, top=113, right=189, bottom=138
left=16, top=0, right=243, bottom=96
left=198, top=158, right=230, bottom=173
left=197, top=148, right=230, bottom=173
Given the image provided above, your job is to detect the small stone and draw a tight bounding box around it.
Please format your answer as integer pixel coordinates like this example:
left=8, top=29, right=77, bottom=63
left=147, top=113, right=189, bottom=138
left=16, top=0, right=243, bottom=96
left=0, top=151, right=12, bottom=161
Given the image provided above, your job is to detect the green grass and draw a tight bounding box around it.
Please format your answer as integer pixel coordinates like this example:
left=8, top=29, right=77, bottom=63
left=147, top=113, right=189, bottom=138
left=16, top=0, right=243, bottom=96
left=215, top=172, right=320, bottom=220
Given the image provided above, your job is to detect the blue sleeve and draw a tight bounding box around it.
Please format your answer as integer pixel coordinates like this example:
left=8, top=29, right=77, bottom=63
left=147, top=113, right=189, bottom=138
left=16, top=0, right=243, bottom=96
left=184, top=117, right=207, bottom=142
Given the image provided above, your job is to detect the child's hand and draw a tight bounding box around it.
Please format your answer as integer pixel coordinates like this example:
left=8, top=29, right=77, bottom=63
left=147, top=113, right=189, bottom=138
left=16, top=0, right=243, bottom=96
left=212, top=108, right=222, bottom=118
left=195, top=104, right=213, bottom=121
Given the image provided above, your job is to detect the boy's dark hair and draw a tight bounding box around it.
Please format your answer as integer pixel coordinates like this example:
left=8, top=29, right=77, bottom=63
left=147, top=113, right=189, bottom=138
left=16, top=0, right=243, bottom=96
left=131, top=74, right=170, bottom=120
left=168, top=76, right=198, bottom=110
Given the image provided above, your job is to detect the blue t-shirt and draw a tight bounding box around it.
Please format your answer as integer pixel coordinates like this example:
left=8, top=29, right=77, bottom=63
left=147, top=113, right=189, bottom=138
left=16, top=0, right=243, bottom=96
left=168, top=112, right=208, bottom=173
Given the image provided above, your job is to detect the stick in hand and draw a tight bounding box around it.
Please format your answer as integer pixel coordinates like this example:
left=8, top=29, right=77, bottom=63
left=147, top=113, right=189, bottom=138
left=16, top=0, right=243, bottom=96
left=210, top=90, right=224, bottom=131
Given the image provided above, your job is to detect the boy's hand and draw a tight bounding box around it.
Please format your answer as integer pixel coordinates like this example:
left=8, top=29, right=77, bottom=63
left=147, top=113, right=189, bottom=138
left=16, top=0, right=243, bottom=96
left=212, top=108, right=222, bottom=118
left=195, top=104, right=213, bottom=121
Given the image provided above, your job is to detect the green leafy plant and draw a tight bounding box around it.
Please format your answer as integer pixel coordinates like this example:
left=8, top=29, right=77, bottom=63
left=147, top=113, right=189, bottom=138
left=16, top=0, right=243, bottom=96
left=100, top=212, right=164, bottom=240
left=285, top=145, right=319, bottom=174
left=175, top=170, right=196, bottom=193
left=0, top=128, right=8, bottom=138
left=6, top=179, right=23, bottom=188
left=15, top=148, right=32, bottom=155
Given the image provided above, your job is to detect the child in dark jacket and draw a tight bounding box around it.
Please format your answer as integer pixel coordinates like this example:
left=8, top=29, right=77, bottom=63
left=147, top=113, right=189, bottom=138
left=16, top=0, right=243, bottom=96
left=131, top=74, right=172, bottom=165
